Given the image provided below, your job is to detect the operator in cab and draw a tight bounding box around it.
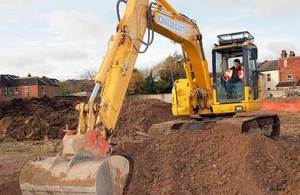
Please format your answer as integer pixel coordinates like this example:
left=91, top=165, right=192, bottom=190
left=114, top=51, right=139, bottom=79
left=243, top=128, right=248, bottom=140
left=223, top=59, right=244, bottom=99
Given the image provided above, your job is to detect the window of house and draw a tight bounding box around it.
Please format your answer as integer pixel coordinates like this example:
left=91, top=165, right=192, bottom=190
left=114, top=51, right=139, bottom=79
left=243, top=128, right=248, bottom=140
left=4, top=86, right=8, bottom=95
left=14, top=88, right=18, bottom=94
left=288, top=74, right=293, bottom=82
left=267, top=88, right=271, bottom=91
left=267, top=74, right=271, bottom=82
left=41, top=87, right=46, bottom=95
left=24, top=86, right=29, bottom=93
left=284, top=59, right=288, bottom=67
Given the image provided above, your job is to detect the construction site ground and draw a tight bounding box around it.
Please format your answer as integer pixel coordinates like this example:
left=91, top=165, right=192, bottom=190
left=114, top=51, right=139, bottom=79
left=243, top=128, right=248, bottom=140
left=0, top=97, right=299, bottom=195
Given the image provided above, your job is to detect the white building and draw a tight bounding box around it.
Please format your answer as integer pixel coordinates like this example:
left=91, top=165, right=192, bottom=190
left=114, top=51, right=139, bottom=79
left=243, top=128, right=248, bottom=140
left=258, top=60, right=281, bottom=98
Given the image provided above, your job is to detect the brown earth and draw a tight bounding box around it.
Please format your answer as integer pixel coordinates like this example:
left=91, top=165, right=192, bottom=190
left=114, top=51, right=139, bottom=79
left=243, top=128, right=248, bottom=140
left=0, top=97, right=299, bottom=195
left=0, top=141, right=59, bottom=195
left=0, top=97, right=79, bottom=141
left=0, top=97, right=178, bottom=141
left=113, top=99, right=183, bottom=139
left=0, top=153, right=28, bottom=195
left=116, top=120, right=300, bottom=195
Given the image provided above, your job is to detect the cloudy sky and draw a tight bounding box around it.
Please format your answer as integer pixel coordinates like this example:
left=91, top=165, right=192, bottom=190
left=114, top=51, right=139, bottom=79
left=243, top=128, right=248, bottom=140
left=0, top=0, right=299, bottom=80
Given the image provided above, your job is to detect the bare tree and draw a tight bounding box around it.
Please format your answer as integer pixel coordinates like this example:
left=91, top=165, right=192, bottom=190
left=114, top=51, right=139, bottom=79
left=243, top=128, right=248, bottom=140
left=79, top=69, right=97, bottom=80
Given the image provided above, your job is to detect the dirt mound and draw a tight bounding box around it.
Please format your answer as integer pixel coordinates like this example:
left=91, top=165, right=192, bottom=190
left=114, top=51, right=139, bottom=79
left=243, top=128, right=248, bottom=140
left=113, top=99, right=179, bottom=138
left=115, top=120, right=300, bottom=195
left=0, top=97, right=299, bottom=194
left=0, top=98, right=176, bottom=141
left=0, top=97, right=78, bottom=141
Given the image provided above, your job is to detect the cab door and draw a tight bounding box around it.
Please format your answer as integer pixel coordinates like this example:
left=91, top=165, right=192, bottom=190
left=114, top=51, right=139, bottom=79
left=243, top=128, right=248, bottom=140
left=243, top=47, right=259, bottom=100
left=212, top=49, right=245, bottom=103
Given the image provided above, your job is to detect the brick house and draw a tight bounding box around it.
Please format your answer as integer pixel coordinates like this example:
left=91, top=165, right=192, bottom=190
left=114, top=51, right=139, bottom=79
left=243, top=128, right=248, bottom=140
left=0, top=75, right=59, bottom=101
left=278, top=50, right=300, bottom=83
left=259, top=50, right=300, bottom=98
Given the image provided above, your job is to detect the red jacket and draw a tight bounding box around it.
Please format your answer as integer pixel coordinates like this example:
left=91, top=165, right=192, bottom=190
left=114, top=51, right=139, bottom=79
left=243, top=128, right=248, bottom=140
left=224, top=66, right=244, bottom=82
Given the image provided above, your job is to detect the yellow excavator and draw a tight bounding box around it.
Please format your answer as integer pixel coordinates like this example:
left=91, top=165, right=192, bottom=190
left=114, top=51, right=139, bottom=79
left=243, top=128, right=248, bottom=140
left=20, top=0, right=280, bottom=194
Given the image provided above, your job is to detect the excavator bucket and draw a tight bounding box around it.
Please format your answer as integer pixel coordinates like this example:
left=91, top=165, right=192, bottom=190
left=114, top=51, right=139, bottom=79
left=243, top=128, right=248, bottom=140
left=20, top=154, right=129, bottom=195
left=20, top=132, right=130, bottom=195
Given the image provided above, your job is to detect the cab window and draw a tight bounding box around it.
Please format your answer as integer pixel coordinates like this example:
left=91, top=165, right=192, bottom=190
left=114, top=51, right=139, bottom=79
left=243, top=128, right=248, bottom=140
left=213, top=50, right=244, bottom=103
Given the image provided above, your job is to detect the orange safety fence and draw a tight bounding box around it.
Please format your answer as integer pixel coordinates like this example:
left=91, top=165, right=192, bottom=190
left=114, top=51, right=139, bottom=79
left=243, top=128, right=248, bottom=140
left=261, top=100, right=300, bottom=112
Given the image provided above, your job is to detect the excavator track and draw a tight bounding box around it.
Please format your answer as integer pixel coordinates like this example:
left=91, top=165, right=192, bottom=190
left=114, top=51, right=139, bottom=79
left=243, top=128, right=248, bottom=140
left=166, top=113, right=280, bottom=138
left=233, top=113, right=280, bottom=138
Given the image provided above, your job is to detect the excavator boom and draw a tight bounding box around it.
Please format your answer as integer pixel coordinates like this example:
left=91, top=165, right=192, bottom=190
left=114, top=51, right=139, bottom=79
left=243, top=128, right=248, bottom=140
left=20, top=0, right=150, bottom=194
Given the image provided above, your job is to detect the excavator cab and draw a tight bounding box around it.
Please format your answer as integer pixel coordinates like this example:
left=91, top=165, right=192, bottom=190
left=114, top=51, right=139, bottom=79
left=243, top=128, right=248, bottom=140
left=212, top=31, right=259, bottom=104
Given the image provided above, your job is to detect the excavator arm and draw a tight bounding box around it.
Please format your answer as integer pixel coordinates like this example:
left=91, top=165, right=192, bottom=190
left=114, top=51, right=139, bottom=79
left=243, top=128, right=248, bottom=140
left=80, top=0, right=213, bottom=139
left=77, top=0, right=150, bottom=137
left=152, top=1, right=213, bottom=115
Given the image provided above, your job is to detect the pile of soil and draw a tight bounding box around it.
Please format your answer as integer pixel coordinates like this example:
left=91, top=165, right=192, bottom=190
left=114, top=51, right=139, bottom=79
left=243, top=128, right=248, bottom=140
left=0, top=97, right=177, bottom=141
left=116, top=120, right=300, bottom=194
left=0, top=97, right=299, bottom=194
left=0, top=97, right=78, bottom=141
left=113, top=99, right=180, bottom=139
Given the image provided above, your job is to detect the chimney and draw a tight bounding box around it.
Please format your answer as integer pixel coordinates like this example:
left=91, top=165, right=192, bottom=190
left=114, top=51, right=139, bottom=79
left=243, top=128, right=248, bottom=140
left=281, top=50, right=288, bottom=58
left=289, top=51, right=296, bottom=57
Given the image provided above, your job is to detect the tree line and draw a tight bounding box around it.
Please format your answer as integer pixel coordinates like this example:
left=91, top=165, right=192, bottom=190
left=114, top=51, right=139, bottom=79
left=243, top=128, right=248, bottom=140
left=128, top=52, right=185, bottom=95
left=58, top=52, right=185, bottom=96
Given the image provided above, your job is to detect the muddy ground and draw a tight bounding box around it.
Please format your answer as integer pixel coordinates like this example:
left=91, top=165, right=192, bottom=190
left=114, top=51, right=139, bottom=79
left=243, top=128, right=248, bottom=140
left=0, top=97, right=299, bottom=195
left=0, top=141, right=59, bottom=195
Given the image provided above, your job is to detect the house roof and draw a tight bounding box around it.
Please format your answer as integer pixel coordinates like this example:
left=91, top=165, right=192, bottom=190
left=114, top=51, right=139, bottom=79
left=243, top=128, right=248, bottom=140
left=258, top=60, right=278, bottom=72
left=0, top=75, right=18, bottom=87
left=40, top=77, right=60, bottom=87
left=276, top=81, right=300, bottom=88
left=15, top=77, right=59, bottom=87
left=0, top=75, right=59, bottom=87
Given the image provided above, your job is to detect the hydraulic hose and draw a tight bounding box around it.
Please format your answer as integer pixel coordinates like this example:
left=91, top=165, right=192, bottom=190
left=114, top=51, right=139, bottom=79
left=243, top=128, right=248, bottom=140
left=116, top=0, right=155, bottom=54
left=116, top=0, right=127, bottom=22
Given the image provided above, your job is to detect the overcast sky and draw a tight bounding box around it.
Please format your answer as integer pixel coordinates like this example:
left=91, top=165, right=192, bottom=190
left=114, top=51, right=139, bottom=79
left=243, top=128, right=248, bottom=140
left=0, top=0, right=299, bottom=80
